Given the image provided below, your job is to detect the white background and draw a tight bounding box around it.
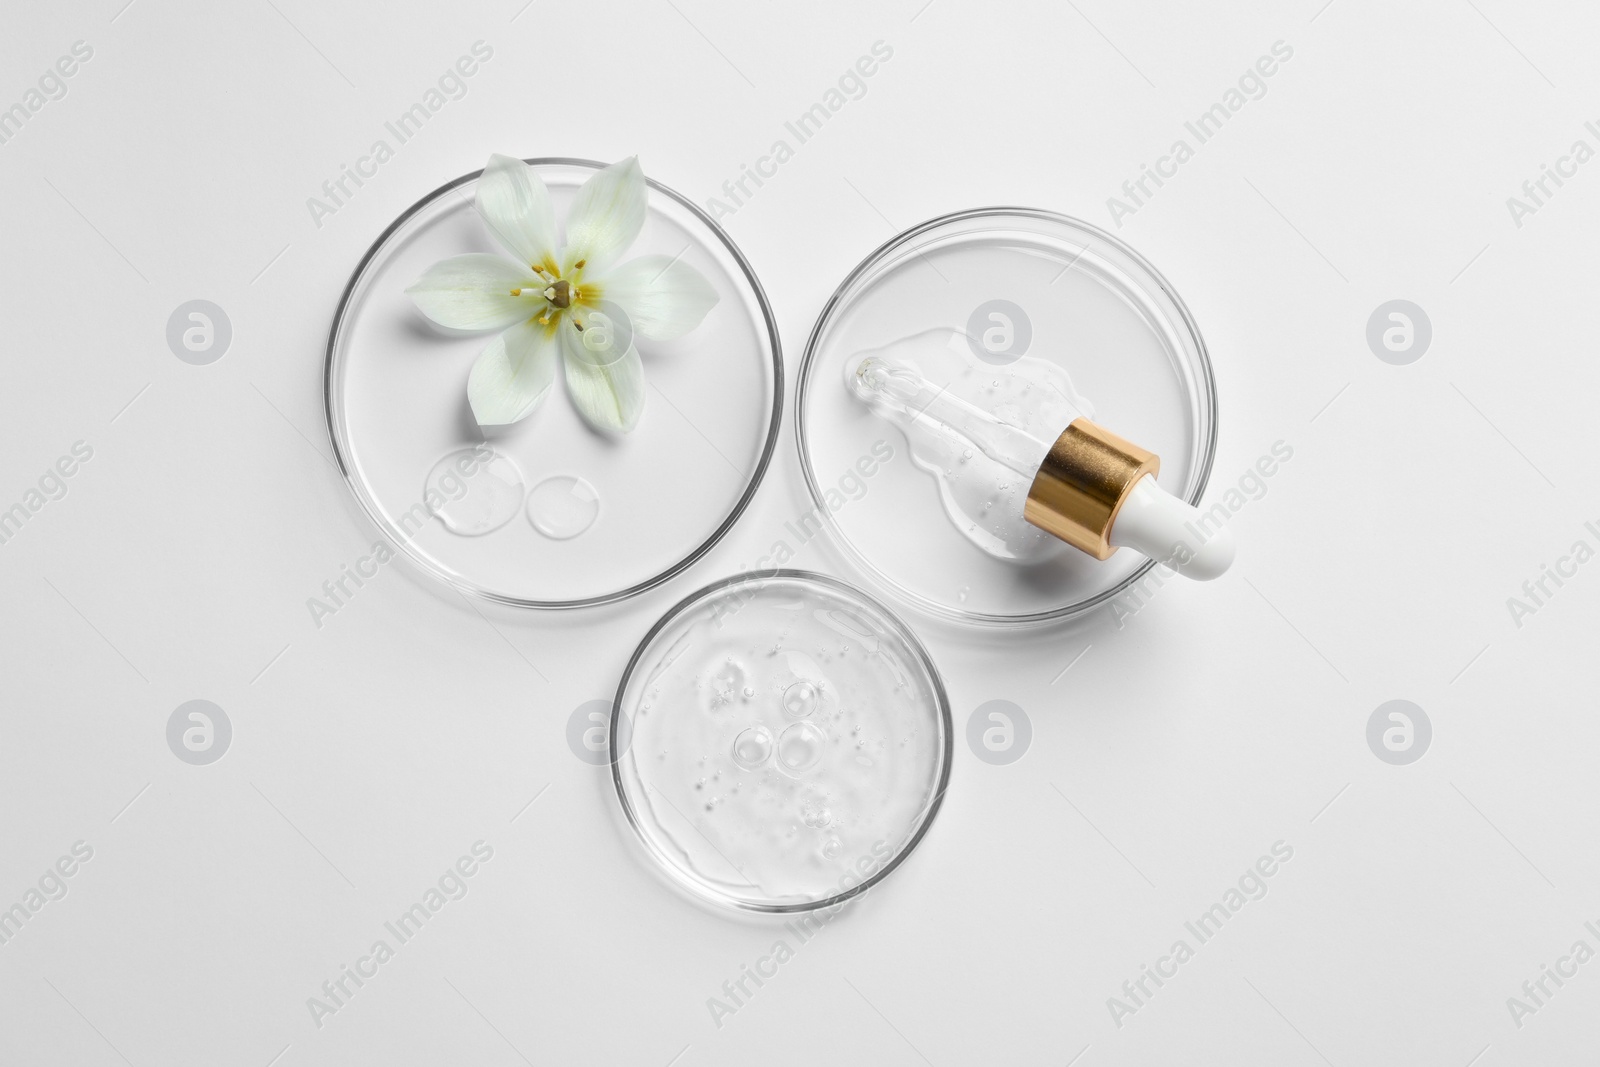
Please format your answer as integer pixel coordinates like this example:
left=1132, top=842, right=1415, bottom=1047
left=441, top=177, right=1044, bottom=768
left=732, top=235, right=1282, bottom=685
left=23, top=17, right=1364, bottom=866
left=2, top=1, right=1598, bottom=1064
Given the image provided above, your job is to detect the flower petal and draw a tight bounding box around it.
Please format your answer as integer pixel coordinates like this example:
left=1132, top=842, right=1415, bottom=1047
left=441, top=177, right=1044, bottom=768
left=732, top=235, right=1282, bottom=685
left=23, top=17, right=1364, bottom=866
left=563, top=157, right=647, bottom=273
left=467, top=320, right=558, bottom=427
left=406, top=254, right=539, bottom=331
left=599, top=255, right=719, bottom=341
left=560, top=305, right=644, bottom=433
left=475, top=154, right=558, bottom=268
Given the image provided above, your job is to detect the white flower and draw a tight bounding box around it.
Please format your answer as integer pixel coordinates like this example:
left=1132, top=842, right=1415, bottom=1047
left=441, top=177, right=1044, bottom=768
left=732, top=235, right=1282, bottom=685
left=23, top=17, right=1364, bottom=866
left=406, top=155, right=718, bottom=433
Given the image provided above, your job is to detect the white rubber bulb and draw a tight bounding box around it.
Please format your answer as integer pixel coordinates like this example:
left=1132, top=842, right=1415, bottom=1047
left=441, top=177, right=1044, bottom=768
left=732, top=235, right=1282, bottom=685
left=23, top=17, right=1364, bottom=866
left=1109, top=474, right=1235, bottom=581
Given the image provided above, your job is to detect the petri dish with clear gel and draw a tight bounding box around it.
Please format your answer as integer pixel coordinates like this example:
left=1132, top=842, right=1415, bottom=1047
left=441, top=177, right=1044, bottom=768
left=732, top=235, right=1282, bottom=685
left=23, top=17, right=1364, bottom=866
left=325, top=159, right=782, bottom=607
left=797, top=208, right=1218, bottom=625
left=611, top=571, right=952, bottom=913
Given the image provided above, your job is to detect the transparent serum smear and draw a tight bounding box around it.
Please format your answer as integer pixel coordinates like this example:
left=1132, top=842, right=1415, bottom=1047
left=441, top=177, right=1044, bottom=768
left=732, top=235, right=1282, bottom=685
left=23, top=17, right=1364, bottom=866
left=422, top=447, right=526, bottom=536
left=845, top=327, right=1095, bottom=563
left=623, top=589, right=938, bottom=905
left=526, top=474, right=601, bottom=539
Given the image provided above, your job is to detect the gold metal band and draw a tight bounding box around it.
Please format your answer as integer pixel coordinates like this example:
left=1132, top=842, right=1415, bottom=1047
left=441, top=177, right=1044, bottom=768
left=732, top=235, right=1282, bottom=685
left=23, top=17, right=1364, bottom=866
left=1024, top=418, right=1160, bottom=559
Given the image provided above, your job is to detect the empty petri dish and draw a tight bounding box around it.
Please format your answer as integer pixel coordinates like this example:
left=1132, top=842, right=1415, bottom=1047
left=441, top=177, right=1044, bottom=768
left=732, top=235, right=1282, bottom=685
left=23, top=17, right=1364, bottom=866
left=325, top=158, right=781, bottom=607
left=797, top=208, right=1217, bottom=625
left=611, top=571, right=952, bottom=912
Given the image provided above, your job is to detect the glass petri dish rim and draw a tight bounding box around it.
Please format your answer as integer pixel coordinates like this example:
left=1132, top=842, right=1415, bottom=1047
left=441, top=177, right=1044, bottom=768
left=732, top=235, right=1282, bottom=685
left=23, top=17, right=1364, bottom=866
left=608, top=568, right=955, bottom=914
left=323, top=157, right=785, bottom=610
left=796, top=205, right=1220, bottom=627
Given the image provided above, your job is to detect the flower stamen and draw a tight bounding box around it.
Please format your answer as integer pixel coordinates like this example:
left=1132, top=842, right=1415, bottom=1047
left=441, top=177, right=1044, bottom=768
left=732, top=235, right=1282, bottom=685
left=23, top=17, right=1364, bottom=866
left=544, top=278, right=574, bottom=308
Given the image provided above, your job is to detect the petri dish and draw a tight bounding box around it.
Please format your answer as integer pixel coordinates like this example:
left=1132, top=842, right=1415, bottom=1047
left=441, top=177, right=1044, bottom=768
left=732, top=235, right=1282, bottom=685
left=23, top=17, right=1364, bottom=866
left=797, top=208, right=1218, bottom=625
left=611, top=571, right=952, bottom=913
left=325, top=159, right=782, bottom=607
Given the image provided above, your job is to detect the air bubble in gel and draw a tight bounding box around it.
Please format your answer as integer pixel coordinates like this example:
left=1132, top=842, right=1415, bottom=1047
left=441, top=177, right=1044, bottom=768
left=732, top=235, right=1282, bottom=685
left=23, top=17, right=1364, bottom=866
left=732, top=725, right=773, bottom=769
left=776, top=721, right=826, bottom=776
left=782, top=680, right=819, bottom=719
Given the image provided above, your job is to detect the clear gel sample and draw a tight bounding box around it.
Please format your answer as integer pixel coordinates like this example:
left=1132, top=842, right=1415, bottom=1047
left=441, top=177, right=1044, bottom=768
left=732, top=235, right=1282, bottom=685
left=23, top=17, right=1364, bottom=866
left=526, top=474, right=601, bottom=539
left=845, top=327, right=1093, bottom=563
left=423, top=447, right=526, bottom=536
left=613, top=573, right=950, bottom=911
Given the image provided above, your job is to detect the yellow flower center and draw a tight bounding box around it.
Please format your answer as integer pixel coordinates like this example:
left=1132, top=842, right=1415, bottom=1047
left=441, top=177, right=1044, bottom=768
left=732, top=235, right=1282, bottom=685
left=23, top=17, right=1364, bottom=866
left=511, top=261, right=600, bottom=328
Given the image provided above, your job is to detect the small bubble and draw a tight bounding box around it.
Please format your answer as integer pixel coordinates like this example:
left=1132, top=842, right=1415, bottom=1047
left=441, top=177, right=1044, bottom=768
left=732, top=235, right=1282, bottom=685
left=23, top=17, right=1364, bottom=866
left=776, top=721, right=827, bottom=776
left=821, top=836, right=842, bottom=859
left=782, top=680, right=819, bottom=719
left=800, top=801, right=832, bottom=828
left=732, top=725, right=774, bottom=770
